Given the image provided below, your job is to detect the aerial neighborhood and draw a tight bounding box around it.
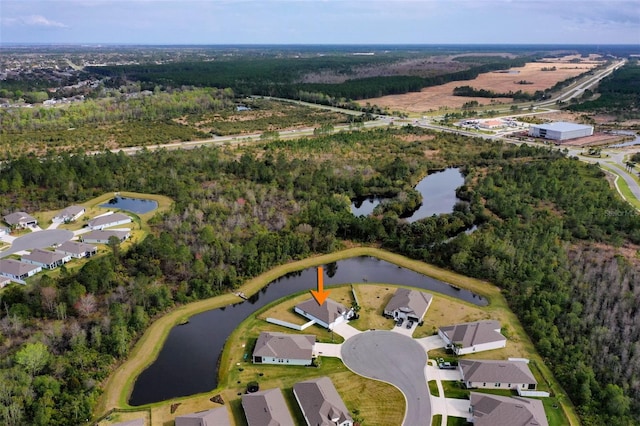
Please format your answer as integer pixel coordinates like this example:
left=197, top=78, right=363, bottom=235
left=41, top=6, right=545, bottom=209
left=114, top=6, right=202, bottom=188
left=0, top=205, right=132, bottom=287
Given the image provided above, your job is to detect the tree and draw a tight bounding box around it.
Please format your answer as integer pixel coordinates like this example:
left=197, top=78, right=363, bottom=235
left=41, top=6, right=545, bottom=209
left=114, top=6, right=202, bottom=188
left=14, top=342, right=49, bottom=376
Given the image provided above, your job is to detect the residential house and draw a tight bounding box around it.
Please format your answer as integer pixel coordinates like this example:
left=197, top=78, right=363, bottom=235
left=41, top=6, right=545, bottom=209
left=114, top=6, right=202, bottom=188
left=252, top=331, right=315, bottom=366
left=21, top=248, right=71, bottom=270
left=56, top=240, right=98, bottom=258
left=383, top=288, right=433, bottom=322
left=3, top=211, right=38, bottom=229
left=294, top=377, right=353, bottom=426
left=0, top=276, right=11, bottom=288
left=174, top=406, right=231, bottom=426
left=52, top=205, right=85, bottom=223
left=88, top=213, right=131, bottom=230
left=242, top=388, right=295, bottom=426
left=295, top=298, right=352, bottom=330
left=459, top=359, right=537, bottom=391
left=0, top=259, right=42, bottom=282
left=82, top=230, right=130, bottom=244
left=469, top=392, right=548, bottom=426
left=439, top=320, right=507, bottom=355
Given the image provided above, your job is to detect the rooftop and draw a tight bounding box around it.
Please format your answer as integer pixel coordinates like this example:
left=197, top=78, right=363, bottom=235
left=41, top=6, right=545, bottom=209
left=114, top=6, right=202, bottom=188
left=460, top=359, right=537, bottom=385
left=88, top=212, right=131, bottom=227
left=0, top=259, right=40, bottom=276
left=294, top=377, right=353, bottom=426
left=82, top=229, right=130, bottom=241
left=253, top=331, right=315, bottom=360
left=295, top=297, right=348, bottom=326
left=242, top=388, right=295, bottom=426
left=174, top=406, right=231, bottom=426
left=470, top=392, right=548, bottom=426
left=56, top=240, right=97, bottom=254
left=440, top=320, right=506, bottom=348
left=533, top=121, right=593, bottom=132
left=384, top=288, right=432, bottom=320
left=22, top=248, right=67, bottom=265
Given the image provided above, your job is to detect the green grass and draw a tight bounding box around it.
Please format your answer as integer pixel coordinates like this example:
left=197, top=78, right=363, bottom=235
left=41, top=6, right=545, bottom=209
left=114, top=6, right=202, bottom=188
left=441, top=381, right=469, bottom=399
left=601, top=164, right=640, bottom=210
left=428, top=380, right=440, bottom=397
left=447, top=416, right=471, bottom=426
left=432, top=414, right=443, bottom=426
left=541, top=397, right=568, bottom=426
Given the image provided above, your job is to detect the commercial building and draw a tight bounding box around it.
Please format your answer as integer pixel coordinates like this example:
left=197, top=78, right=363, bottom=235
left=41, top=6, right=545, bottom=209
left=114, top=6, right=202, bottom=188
left=528, top=122, right=593, bottom=141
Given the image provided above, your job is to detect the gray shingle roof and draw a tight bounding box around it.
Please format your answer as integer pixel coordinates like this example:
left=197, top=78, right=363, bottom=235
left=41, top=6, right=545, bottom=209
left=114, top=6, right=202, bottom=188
left=3, top=211, right=37, bottom=225
left=294, top=377, right=352, bottom=426
left=460, top=359, right=537, bottom=385
left=470, top=392, right=548, bottom=426
left=88, top=213, right=131, bottom=228
left=0, top=259, right=40, bottom=276
left=174, top=406, right=231, bottom=426
left=82, top=229, right=130, bottom=242
left=440, top=320, right=506, bottom=348
left=22, top=248, right=67, bottom=265
left=54, top=205, right=85, bottom=220
left=242, top=388, right=295, bottom=426
left=56, top=240, right=96, bottom=255
left=253, top=332, right=315, bottom=360
left=295, top=298, right=347, bottom=325
left=384, top=288, right=432, bottom=320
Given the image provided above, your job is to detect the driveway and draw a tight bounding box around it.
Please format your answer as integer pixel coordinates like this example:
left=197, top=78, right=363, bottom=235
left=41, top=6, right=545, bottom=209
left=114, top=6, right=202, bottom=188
left=0, top=229, right=74, bottom=258
left=341, top=330, right=431, bottom=426
left=331, top=322, right=361, bottom=340
left=314, top=342, right=342, bottom=359
left=392, top=322, right=417, bottom=337
left=416, top=335, right=446, bottom=352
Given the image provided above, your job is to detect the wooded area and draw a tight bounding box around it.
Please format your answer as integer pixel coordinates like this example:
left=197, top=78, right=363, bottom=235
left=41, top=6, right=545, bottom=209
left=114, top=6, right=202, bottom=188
left=0, top=127, right=639, bottom=425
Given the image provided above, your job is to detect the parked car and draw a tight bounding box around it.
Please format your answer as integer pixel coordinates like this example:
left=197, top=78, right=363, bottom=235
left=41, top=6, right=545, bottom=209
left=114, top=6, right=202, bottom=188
left=396, top=318, right=404, bottom=327
left=438, top=361, right=456, bottom=370
left=406, top=320, right=414, bottom=329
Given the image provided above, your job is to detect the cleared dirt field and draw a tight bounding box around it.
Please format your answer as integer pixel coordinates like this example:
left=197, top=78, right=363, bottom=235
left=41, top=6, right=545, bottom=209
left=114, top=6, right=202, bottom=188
left=362, top=58, right=602, bottom=113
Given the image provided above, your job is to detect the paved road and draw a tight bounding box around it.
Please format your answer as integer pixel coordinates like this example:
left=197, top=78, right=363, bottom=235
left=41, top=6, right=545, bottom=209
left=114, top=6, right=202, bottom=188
left=341, top=330, right=431, bottom=426
left=0, top=229, right=74, bottom=258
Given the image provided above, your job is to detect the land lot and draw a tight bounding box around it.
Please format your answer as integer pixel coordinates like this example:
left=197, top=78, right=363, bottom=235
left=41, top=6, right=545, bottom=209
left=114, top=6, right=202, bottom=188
left=361, top=58, right=602, bottom=112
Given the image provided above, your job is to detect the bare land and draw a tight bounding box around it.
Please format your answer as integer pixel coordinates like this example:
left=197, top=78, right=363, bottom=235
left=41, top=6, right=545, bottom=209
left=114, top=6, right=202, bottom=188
left=361, top=58, right=602, bottom=112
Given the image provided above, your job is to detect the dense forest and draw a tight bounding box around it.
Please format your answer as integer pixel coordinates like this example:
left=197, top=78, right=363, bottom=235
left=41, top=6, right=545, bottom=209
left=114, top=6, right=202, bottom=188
left=0, top=127, right=639, bottom=425
left=568, top=60, right=640, bottom=118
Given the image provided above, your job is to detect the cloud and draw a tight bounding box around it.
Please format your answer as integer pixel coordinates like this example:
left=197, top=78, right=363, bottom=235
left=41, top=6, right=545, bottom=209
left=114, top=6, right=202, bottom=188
left=22, top=14, right=69, bottom=28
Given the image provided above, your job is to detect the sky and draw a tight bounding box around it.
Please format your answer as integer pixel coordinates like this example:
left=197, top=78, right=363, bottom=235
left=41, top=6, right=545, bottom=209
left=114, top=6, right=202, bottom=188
left=0, top=0, right=638, bottom=45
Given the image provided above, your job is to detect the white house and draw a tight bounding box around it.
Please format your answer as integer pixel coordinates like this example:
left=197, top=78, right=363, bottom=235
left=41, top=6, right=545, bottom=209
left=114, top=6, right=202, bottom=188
left=21, top=248, right=71, bottom=270
left=252, top=332, right=315, bottom=366
left=52, top=205, right=85, bottom=223
left=294, top=377, right=353, bottom=426
left=0, top=259, right=42, bottom=283
left=175, top=406, right=231, bottom=426
left=88, top=212, right=131, bottom=230
left=459, top=359, right=537, bottom=391
left=383, top=288, right=433, bottom=322
left=468, top=392, right=548, bottom=426
left=3, top=212, right=37, bottom=229
left=242, top=388, right=295, bottom=426
left=55, top=241, right=98, bottom=259
left=439, top=320, right=507, bottom=355
left=82, top=230, right=130, bottom=244
left=294, top=298, right=353, bottom=330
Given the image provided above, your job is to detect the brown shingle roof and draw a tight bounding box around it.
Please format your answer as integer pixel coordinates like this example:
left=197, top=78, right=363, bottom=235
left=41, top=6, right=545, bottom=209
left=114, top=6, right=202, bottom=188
left=242, top=388, right=295, bottom=426
left=295, top=298, right=347, bottom=326
left=253, top=332, right=315, bottom=360
left=460, top=359, right=537, bottom=385
left=384, top=288, right=432, bottom=320
left=294, top=377, right=352, bottom=426
left=470, top=392, right=548, bottom=426
left=440, top=320, right=505, bottom=348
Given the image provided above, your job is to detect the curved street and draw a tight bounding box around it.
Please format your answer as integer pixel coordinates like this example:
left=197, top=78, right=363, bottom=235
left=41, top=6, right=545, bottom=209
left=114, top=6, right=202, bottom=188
left=0, top=229, right=74, bottom=258
left=341, top=330, right=431, bottom=426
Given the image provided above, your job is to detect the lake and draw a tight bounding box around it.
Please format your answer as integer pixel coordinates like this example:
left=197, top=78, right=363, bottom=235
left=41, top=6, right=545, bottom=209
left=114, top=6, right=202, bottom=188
left=100, top=196, right=158, bottom=214
left=350, top=168, right=465, bottom=222
left=128, top=255, right=487, bottom=405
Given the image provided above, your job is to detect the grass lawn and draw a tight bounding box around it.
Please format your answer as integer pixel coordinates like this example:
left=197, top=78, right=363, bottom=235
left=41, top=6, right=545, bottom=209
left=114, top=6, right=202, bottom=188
left=441, top=380, right=470, bottom=399
left=428, top=380, right=440, bottom=397
left=542, top=397, right=568, bottom=426
left=447, top=416, right=471, bottom=426
left=432, top=414, right=443, bottom=425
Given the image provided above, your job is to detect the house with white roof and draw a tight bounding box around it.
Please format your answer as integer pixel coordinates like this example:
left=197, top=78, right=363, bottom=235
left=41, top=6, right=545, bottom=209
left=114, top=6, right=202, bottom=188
left=52, top=205, right=85, bottom=223
left=439, top=320, right=507, bottom=355
left=459, top=359, right=537, bottom=391
left=469, top=392, right=548, bottom=426
left=383, top=288, right=433, bottom=322
left=21, top=248, right=71, bottom=269
left=88, top=213, right=131, bottom=230
left=252, top=331, right=315, bottom=366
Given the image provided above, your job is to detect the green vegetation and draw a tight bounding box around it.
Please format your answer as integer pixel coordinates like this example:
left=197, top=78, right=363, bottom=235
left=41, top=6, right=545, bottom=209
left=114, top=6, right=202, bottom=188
left=428, top=380, right=440, bottom=397
left=453, top=85, right=545, bottom=101
left=441, top=381, right=470, bottom=399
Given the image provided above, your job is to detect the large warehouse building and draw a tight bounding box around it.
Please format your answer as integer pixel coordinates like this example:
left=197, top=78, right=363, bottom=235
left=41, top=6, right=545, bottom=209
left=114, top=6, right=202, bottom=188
left=528, top=122, right=593, bottom=141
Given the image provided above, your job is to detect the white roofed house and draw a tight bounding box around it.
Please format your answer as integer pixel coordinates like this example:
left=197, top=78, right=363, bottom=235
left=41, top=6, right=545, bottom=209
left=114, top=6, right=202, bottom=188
left=459, top=359, right=537, bottom=391
left=294, top=298, right=353, bottom=330
left=0, top=259, right=42, bottom=283
left=383, top=288, right=433, bottom=322
left=82, top=229, right=130, bottom=244
left=55, top=241, right=98, bottom=258
left=21, top=249, right=71, bottom=269
left=3, top=211, right=38, bottom=229
left=252, top=331, right=316, bottom=366
left=52, top=205, right=85, bottom=223
left=88, top=212, right=132, bottom=230
left=439, top=320, right=507, bottom=355
left=293, top=377, right=354, bottom=426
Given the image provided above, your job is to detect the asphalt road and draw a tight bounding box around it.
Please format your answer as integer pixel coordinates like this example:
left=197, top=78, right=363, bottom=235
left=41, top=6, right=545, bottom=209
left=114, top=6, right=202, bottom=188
left=341, top=330, right=431, bottom=426
left=0, top=229, right=74, bottom=258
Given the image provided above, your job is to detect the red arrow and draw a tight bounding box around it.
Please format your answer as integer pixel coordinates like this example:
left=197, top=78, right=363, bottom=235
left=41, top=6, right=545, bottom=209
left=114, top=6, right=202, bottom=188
left=310, top=266, right=330, bottom=306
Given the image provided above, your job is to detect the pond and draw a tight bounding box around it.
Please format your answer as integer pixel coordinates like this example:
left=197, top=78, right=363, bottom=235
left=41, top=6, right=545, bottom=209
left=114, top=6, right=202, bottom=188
left=100, top=196, right=158, bottom=214
left=128, top=255, right=487, bottom=406
left=350, top=168, right=465, bottom=222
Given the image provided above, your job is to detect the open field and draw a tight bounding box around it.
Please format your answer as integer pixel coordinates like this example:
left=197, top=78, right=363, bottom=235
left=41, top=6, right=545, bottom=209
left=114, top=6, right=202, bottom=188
left=361, top=58, right=602, bottom=112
